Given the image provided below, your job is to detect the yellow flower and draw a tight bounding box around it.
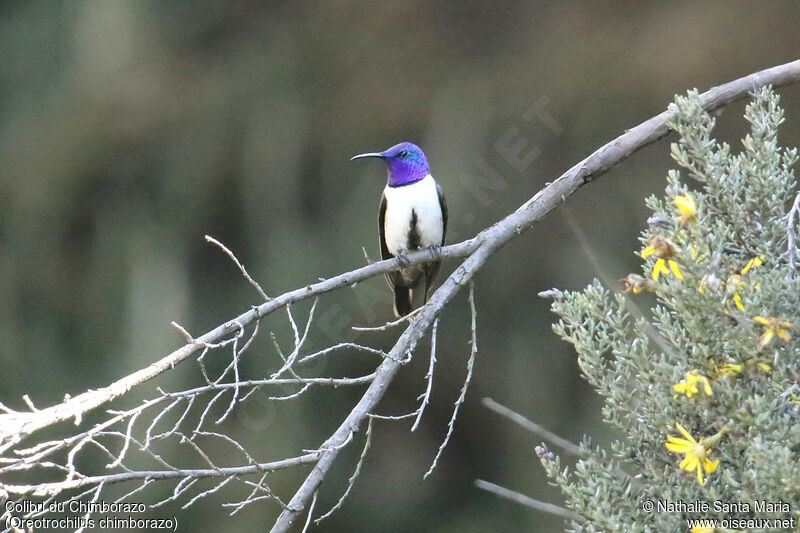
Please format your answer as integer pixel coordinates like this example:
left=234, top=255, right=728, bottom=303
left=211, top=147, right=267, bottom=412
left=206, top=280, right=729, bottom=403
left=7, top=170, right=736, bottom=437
left=732, top=292, right=744, bottom=311
left=708, top=359, right=742, bottom=377
left=714, top=358, right=770, bottom=374
left=753, top=315, right=793, bottom=350
left=690, top=526, right=715, bottom=533
left=673, top=193, right=697, bottom=224
left=725, top=273, right=747, bottom=310
left=740, top=255, right=763, bottom=274
left=674, top=370, right=713, bottom=398
left=726, top=256, right=764, bottom=311
left=717, top=363, right=742, bottom=376
left=665, top=423, right=723, bottom=485
left=642, top=236, right=684, bottom=281
left=652, top=258, right=683, bottom=280
left=620, top=273, right=649, bottom=294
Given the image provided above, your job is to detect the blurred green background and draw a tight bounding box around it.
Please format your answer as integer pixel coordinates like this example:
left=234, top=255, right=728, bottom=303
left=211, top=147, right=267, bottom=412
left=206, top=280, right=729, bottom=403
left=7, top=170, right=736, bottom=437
left=2, top=1, right=800, bottom=531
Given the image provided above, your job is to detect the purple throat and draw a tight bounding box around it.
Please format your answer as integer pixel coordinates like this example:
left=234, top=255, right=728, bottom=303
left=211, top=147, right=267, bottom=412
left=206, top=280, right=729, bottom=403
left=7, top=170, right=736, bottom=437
left=387, top=158, right=428, bottom=187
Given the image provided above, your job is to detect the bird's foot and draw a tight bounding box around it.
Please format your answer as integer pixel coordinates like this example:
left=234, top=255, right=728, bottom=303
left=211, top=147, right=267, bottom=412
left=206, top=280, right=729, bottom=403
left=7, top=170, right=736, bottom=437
left=396, top=251, right=411, bottom=268
left=426, top=244, right=442, bottom=259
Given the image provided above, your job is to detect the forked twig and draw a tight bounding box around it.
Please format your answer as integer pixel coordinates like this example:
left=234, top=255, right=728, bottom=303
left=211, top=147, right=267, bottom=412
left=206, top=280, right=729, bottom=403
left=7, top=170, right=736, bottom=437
left=424, top=283, right=477, bottom=479
left=314, top=417, right=374, bottom=523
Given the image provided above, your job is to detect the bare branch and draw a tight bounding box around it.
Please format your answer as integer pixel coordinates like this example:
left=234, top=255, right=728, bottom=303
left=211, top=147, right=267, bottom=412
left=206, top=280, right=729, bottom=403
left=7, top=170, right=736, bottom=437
left=474, top=479, right=585, bottom=522
left=299, top=343, right=389, bottom=364
left=3, top=454, right=318, bottom=497
left=368, top=412, right=418, bottom=421
left=269, top=383, right=312, bottom=401
left=481, top=397, right=582, bottom=456
left=0, top=244, right=477, bottom=450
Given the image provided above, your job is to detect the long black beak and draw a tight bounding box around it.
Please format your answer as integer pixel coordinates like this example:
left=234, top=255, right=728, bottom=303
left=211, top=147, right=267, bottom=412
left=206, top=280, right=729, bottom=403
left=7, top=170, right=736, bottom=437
left=350, top=151, right=385, bottom=161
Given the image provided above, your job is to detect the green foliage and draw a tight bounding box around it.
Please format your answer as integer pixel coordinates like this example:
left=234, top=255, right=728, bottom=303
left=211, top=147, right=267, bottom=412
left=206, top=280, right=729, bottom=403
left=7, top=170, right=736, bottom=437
left=544, top=87, right=800, bottom=531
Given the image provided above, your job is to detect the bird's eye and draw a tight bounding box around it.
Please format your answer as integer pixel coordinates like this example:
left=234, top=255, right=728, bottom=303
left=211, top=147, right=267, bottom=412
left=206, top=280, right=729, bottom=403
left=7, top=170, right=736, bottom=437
left=398, top=150, right=409, bottom=158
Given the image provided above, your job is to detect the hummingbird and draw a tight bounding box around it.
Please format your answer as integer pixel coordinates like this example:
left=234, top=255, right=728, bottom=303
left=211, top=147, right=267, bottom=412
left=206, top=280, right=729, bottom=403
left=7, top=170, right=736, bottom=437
left=351, top=142, right=448, bottom=317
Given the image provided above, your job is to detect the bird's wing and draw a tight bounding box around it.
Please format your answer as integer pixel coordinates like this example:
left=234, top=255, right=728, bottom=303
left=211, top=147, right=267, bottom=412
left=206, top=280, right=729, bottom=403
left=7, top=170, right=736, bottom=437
left=437, top=182, right=448, bottom=246
left=378, top=192, right=398, bottom=290
left=378, top=192, right=392, bottom=261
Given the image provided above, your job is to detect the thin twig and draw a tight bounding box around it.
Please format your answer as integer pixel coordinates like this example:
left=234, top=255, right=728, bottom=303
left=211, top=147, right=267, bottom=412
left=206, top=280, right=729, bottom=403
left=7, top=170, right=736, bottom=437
left=362, top=246, right=373, bottom=265
left=368, top=412, right=418, bottom=421
left=411, top=318, right=439, bottom=432
left=424, top=283, right=477, bottom=479
left=300, top=490, right=318, bottom=533
left=299, top=343, right=388, bottom=364
left=474, top=479, right=585, bottom=522
left=271, top=299, right=318, bottom=379
left=206, top=235, right=271, bottom=301
left=481, top=397, right=582, bottom=456
left=182, top=476, right=235, bottom=509
left=315, top=417, right=373, bottom=523
left=351, top=308, right=424, bottom=332
left=224, top=473, right=287, bottom=515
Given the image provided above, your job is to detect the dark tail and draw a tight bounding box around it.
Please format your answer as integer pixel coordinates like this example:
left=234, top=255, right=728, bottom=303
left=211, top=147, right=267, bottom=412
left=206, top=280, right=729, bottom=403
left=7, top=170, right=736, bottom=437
left=393, top=285, right=412, bottom=317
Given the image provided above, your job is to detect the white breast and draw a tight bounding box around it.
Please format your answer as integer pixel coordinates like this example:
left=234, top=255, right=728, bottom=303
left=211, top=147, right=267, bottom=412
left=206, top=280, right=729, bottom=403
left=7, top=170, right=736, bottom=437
left=383, top=174, right=444, bottom=256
